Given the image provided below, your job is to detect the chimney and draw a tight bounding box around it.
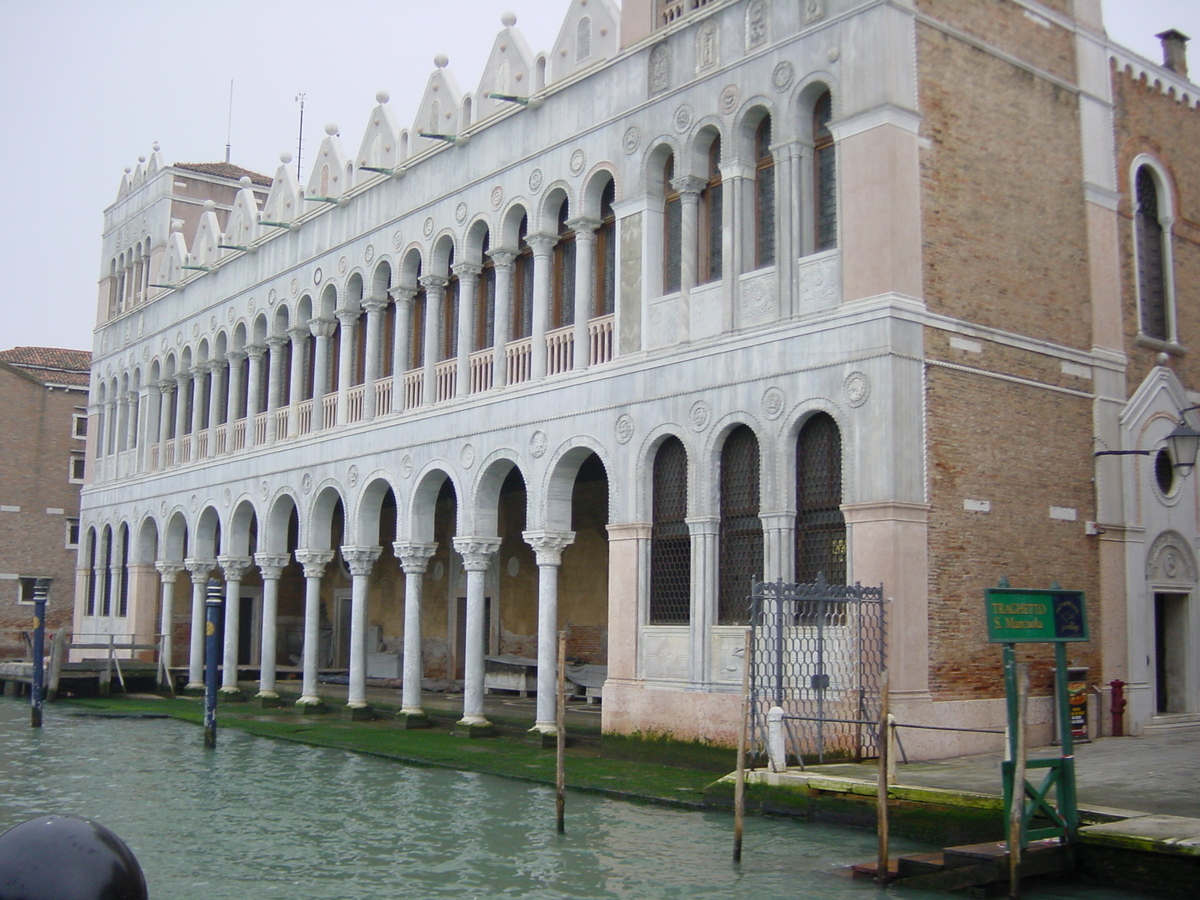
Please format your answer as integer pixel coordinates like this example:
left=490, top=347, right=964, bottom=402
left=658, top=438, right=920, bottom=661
left=1156, top=29, right=1190, bottom=79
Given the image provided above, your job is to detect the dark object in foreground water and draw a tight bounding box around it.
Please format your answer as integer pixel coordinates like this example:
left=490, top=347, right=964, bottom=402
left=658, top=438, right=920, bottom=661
left=0, top=814, right=148, bottom=900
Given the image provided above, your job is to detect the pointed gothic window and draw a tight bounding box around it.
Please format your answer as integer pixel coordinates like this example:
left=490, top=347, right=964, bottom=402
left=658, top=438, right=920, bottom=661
left=795, top=413, right=846, bottom=585
left=1136, top=166, right=1169, bottom=341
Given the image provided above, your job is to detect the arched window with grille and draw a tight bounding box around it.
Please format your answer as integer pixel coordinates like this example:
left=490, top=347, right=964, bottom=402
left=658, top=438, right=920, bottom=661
left=663, top=154, right=682, bottom=294
left=552, top=203, right=576, bottom=329
left=650, top=436, right=690, bottom=624
left=699, top=137, right=722, bottom=284
left=795, top=413, right=846, bottom=584
left=513, top=216, right=534, bottom=339
left=85, top=528, right=98, bottom=616
left=1135, top=165, right=1170, bottom=342
left=594, top=179, right=617, bottom=317
left=814, top=91, right=837, bottom=252
left=117, top=524, right=130, bottom=617
left=443, top=265, right=459, bottom=361
left=476, top=233, right=496, bottom=351
left=409, top=285, right=426, bottom=372
left=718, top=425, right=762, bottom=624
left=754, top=117, right=775, bottom=268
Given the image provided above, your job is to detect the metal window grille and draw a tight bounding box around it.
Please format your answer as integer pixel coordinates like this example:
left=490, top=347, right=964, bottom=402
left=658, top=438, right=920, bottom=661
left=118, top=527, right=130, bottom=618
left=476, top=263, right=496, bottom=351
left=650, top=437, right=691, bottom=624
left=719, top=426, right=762, bottom=624
left=664, top=157, right=682, bottom=293
left=814, top=92, right=837, bottom=252
left=755, top=119, right=775, bottom=268
left=85, top=532, right=97, bottom=616
left=796, top=413, right=846, bottom=586
left=1136, top=167, right=1167, bottom=340
left=748, top=576, right=886, bottom=764
left=441, top=280, right=459, bottom=361
left=597, top=182, right=617, bottom=317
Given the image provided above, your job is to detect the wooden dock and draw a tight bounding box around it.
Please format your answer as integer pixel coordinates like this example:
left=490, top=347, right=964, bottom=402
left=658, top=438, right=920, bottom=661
left=852, top=838, right=1073, bottom=893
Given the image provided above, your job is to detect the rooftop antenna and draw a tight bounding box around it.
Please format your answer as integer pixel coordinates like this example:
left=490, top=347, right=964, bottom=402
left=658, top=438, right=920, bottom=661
left=295, top=92, right=307, bottom=183
left=224, top=80, right=234, bottom=164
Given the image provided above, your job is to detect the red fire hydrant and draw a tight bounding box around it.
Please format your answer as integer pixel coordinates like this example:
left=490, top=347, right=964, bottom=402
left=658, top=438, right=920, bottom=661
left=1110, top=679, right=1127, bottom=737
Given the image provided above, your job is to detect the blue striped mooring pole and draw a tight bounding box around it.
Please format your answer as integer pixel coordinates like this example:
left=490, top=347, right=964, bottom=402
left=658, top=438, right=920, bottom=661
left=203, top=578, right=222, bottom=748
left=30, top=577, right=50, bottom=728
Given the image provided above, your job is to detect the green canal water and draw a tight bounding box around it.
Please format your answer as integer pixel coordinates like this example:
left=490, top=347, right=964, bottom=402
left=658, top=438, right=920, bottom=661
left=0, top=700, right=1141, bottom=899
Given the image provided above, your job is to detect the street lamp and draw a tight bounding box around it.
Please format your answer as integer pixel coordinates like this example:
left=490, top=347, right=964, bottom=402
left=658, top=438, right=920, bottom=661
left=1095, top=404, right=1200, bottom=475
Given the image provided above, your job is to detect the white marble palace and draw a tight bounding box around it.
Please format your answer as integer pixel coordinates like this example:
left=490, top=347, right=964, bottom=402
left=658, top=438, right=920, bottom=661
left=77, top=0, right=1200, bottom=753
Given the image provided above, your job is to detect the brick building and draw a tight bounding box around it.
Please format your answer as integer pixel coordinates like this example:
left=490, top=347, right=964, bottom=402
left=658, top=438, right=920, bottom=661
left=0, top=347, right=91, bottom=655
left=76, top=0, right=1198, bottom=756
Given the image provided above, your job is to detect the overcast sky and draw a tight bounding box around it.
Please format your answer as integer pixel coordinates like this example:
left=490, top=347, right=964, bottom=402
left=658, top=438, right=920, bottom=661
left=1, top=0, right=1197, bottom=354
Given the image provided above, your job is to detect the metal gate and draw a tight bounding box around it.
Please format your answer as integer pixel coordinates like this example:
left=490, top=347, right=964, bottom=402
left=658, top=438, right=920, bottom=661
left=748, top=576, right=886, bottom=764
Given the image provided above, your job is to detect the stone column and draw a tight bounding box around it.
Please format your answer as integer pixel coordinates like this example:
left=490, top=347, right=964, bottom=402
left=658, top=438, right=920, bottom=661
left=394, top=541, right=437, bottom=724
left=673, top=175, right=705, bottom=343
left=253, top=552, right=290, bottom=703
left=308, top=318, right=336, bottom=421
left=217, top=555, right=253, bottom=695
left=208, top=359, right=228, bottom=429
left=524, top=531, right=575, bottom=734
left=287, top=326, right=309, bottom=433
left=760, top=511, right=793, bottom=584
left=721, top=162, right=752, bottom=330
left=527, top=233, right=555, bottom=380
left=265, top=335, right=287, bottom=442
left=244, top=345, right=266, bottom=447
left=137, top=382, right=156, bottom=472
left=115, top=394, right=128, bottom=454
left=453, top=537, right=502, bottom=734
left=687, top=516, right=719, bottom=684
left=225, top=349, right=247, bottom=424
left=341, top=546, right=382, bottom=715
left=119, top=392, right=133, bottom=453
left=155, top=561, right=185, bottom=689
left=603, top=523, right=649, bottom=691
left=294, top=549, right=334, bottom=709
left=454, top=262, right=481, bottom=397
left=420, top=275, right=447, bottom=405
left=184, top=558, right=216, bottom=691
left=568, top=218, right=600, bottom=369
left=489, top=249, right=516, bottom=389
left=189, top=365, right=206, bottom=458
left=362, top=297, right=387, bottom=418
left=389, top=287, right=416, bottom=410
left=334, top=308, right=357, bottom=426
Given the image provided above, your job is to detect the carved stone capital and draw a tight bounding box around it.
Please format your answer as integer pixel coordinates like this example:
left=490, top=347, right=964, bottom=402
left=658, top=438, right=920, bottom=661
left=452, top=261, right=483, bottom=281
left=208, top=359, right=229, bottom=375
left=363, top=296, right=389, bottom=315
left=566, top=216, right=602, bottom=236
left=294, top=549, right=335, bottom=579
left=526, top=232, right=557, bottom=256
left=254, top=552, right=292, bottom=580
left=671, top=174, right=707, bottom=197
left=334, top=307, right=359, bottom=326
left=155, top=560, right=186, bottom=579
left=453, top=536, right=502, bottom=572
left=184, top=558, right=217, bottom=582
left=244, top=344, right=267, bottom=361
left=388, top=286, right=418, bottom=305
left=487, top=247, right=517, bottom=268
left=217, top=555, right=254, bottom=581
left=287, top=326, right=310, bottom=344
left=522, top=530, right=575, bottom=567
left=266, top=334, right=289, bottom=350
left=419, top=274, right=449, bottom=294
left=158, top=379, right=176, bottom=394
left=393, top=541, right=438, bottom=575
left=340, top=545, right=382, bottom=577
left=308, top=317, right=337, bottom=339
left=225, top=349, right=248, bottom=364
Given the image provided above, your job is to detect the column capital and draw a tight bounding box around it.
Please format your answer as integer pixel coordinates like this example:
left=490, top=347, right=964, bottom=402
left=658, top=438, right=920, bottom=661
left=294, top=548, right=335, bottom=578
left=522, top=530, right=575, bottom=567
left=157, top=379, right=176, bottom=394
left=686, top=515, right=721, bottom=536
left=452, top=261, right=483, bottom=281
left=340, top=545, right=382, bottom=576
left=244, top=344, right=267, bottom=360
left=671, top=174, right=707, bottom=197
left=419, top=273, right=449, bottom=293
left=217, top=555, right=254, bottom=580
left=184, top=557, right=217, bottom=581
left=266, top=333, right=289, bottom=350
left=388, top=285, right=418, bottom=304
left=334, top=307, right=359, bottom=326
left=363, top=296, right=389, bottom=314
left=155, top=560, right=186, bottom=578
left=287, top=325, right=310, bottom=343
left=208, top=358, right=229, bottom=374
left=567, top=216, right=602, bottom=236
left=393, top=541, right=438, bottom=574
left=453, top=536, right=502, bottom=571
left=254, top=552, right=292, bottom=580
left=526, top=232, right=557, bottom=256
left=487, top=247, right=517, bottom=268
left=225, top=348, right=248, bottom=364
left=308, top=316, right=337, bottom=338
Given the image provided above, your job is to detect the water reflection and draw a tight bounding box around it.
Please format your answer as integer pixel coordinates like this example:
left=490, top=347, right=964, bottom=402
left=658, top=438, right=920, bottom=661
left=0, top=701, right=1138, bottom=900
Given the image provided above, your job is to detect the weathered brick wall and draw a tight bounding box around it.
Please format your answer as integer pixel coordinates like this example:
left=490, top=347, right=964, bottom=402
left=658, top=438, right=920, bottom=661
left=1111, top=65, right=1200, bottom=391
left=916, top=15, right=1090, bottom=349
left=925, top=361, right=1101, bottom=698
left=0, top=368, right=85, bottom=651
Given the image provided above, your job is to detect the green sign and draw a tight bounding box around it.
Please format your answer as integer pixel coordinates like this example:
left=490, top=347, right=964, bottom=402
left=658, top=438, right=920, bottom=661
left=984, top=589, right=1089, bottom=643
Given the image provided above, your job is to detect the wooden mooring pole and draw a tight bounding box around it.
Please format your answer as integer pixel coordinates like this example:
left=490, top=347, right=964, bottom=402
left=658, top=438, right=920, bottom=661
left=1009, top=662, right=1029, bottom=899
left=876, top=670, right=890, bottom=884
left=733, top=628, right=751, bottom=862
left=555, top=631, right=567, bottom=834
